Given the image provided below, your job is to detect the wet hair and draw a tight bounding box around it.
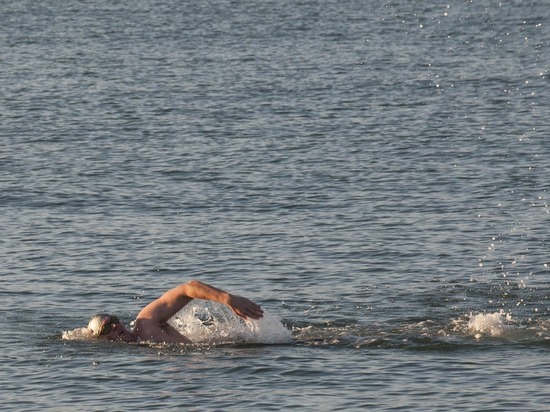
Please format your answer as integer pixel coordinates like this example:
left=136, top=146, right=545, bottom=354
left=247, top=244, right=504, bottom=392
left=87, top=313, right=113, bottom=337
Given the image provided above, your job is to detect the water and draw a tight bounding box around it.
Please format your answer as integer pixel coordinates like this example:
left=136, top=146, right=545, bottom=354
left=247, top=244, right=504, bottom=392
left=1, top=0, right=549, bottom=410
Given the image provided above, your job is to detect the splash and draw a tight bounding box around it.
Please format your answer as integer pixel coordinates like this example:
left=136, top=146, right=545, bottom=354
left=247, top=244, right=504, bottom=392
left=170, top=301, right=292, bottom=345
left=456, top=311, right=546, bottom=342
left=466, top=311, right=512, bottom=339
left=62, top=327, right=93, bottom=341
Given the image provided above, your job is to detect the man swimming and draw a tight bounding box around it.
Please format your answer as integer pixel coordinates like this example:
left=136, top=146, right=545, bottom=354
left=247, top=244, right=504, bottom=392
left=87, top=280, right=264, bottom=344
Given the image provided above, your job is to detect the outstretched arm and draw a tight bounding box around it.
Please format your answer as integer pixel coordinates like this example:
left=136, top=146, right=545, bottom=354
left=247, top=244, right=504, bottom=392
left=136, top=280, right=264, bottom=324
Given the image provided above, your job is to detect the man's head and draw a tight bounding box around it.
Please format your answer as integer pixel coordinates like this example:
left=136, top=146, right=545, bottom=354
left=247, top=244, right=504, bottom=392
left=87, top=313, right=135, bottom=342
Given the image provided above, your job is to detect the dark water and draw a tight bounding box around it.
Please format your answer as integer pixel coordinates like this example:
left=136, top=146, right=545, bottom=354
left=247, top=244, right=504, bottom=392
left=2, top=0, right=550, bottom=410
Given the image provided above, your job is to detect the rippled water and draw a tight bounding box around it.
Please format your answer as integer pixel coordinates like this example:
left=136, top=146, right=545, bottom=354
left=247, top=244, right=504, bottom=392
left=2, top=0, right=550, bottom=410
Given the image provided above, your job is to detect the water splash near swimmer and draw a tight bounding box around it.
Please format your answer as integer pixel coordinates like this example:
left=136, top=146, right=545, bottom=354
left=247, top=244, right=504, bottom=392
left=170, top=301, right=292, bottom=345
left=62, top=327, right=93, bottom=340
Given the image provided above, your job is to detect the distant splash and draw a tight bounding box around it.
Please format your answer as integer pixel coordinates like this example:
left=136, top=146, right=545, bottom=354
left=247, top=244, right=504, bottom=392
left=61, top=301, right=293, bottom=345
left=465, top=311, right=513, bottom=339
left=453, top=311, right=550, bottom=342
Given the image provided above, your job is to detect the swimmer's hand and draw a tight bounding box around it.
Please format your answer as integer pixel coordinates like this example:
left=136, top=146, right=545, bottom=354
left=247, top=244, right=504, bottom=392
left=226, top=294, right=264, bottom=320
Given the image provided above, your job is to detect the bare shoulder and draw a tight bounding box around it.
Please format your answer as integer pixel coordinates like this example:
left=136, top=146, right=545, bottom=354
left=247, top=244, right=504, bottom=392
left=133, top=318, right=192, bottom=344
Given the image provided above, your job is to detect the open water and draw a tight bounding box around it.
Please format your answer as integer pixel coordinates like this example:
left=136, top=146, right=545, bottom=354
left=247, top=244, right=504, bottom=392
left=1, top=0, right=550, bottom=410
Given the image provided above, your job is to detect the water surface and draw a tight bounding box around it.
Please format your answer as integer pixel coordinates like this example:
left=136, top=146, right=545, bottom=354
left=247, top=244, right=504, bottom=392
left=1, top=0, right=550, bottom=410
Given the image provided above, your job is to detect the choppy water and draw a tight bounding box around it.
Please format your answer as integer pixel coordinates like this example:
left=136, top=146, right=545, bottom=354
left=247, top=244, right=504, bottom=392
left=1, top=0, right=550, bottom=410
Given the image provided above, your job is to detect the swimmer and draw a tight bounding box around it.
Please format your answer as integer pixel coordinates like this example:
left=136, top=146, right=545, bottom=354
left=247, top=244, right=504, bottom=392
left=87, top=280, right=264, bottom=344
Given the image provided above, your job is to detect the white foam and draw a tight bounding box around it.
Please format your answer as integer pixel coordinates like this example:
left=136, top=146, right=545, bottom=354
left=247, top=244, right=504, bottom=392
left=463, top=311, right=545, bottom=342
left=467, top=311, right=512, bottom=339
left=62, top=327, right=93, bottom=341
